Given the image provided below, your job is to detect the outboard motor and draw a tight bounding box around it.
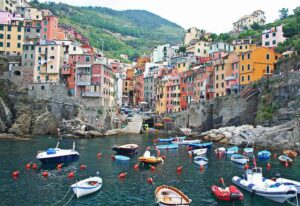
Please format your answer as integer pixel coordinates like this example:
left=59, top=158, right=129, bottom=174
left=275, top=173, right=281, bottom=178
left=230, top=192, right=241, bottom=200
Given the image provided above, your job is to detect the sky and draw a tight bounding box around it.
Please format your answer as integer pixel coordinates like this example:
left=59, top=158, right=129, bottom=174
left=42, top=0, right=299, bottom=34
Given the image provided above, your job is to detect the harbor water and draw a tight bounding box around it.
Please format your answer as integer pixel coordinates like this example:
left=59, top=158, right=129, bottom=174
left=0, top=134, right=299, bottom=206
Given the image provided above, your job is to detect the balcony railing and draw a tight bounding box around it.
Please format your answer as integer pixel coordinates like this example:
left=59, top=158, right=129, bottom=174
left=81, top=92, right=102, bottom=98
left=225, top=75, right=236, bottom=81
left=77, top=81, right=91, bottom=86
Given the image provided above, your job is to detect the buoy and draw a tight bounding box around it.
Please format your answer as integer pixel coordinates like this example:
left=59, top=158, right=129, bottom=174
left=25, top=163, right=31, bottom=169
left=219, top=177, right=224, bottom=184
left=244, top=164, right=249, bottom=170
left=12, top=171, right=19, bottom=177
left=111, top=155, right=115, bottom=160
left=285, top=161, right=289, bottom=168
left=157, top=150, right=161, bottom=156
left=200, top=165, right=204, bottom=171
left=188, top=153, right=193, bottom=158
left=57, top=163, right=63, bottom=170
left=42, top=171, right=49, bottom=177
left=153, top=139, right=158, bottom=143
left=147, top=178, right=153, bottom=184
left=67, top=171, right=75, bottom=178
left=273, top=153, right=277, bottom=159
left=118, top=172, right=127, bottom=178
left=134, top=163, right=139, bottom=170
left=80, top=164, right=87, bottom=170
left=150, top=166, right=156, bottom=171
left=97, top=153, right=102, bottom=159
left=32, top=163, right=37, bottom=170
left=160, top=155, right=166, bottom=160
left=177, top=166, right=183, bottom=173
left=267, top=163, right=271, bottom=170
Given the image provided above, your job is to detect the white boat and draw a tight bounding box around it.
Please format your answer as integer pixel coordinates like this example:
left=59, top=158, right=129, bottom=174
left=71, top=176, right=102, bottom=198
left=180, top=128, right=192, bottom=135
left=215, top=147, right=226, bottom=156
left=231, top=154, right=249, bottom=165
left=226, top=146, right=239, bottom=155
left=36, top=141, right=80, bottom=164
left=188, top=148, right=207, bottom=156
left=172, top=139, right=201, bottom=145
left=194, top=156, right=208, bottom=166
left=155, top=185, right=192, bottom=206
left=276, top=178, right=300, bottom=194
left=232, top=167, right=297, bottom=203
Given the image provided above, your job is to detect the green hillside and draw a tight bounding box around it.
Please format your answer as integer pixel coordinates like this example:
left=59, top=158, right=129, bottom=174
left=31, top=1, right=185, bottom=60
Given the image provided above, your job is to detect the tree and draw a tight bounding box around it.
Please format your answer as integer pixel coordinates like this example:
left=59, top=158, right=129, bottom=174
left=210, top=33, right=218, bottom=42
left=283, top=21, right=298, bottom=38
left=250, top=22, right=261, bottom=30
left=279, top=8, right=289, bottom=20
left=178, top=46, right=186, bottom=54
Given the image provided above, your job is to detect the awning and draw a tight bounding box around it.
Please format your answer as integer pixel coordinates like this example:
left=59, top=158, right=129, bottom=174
left=154, top=123, right=163, bottom=127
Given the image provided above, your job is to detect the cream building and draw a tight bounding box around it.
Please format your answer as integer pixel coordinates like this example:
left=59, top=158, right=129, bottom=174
left=0, top=0, right=16, bottom=13
left=233, top=10, right=266, bottom=31
left=186, top=40, right=209, bottom=57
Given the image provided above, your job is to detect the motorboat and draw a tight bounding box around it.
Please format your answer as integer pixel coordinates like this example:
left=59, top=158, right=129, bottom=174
left=257, top=150, right=271, bottom=160
left=172, top=139, right=201, bottom=145
left=243, top=147, right=254, bottom=155
left=279, top=155, right=293, bottom=166
left=112, top=144, right=138, bottom=156
left=114, top=155, right=130, bottom=161
left=138, top=151, right=163, bottom=164
left=36, top=141, right=79, bottom=164
left=155, top=185, right=192, bottom=206
left=71, top=176, right=102, bottom=198
left=189, top=142, right=213, bottom=149
left=188, top=148, right=207, bottom=156
left=158, top=136, right=186, bottom=143
left=231, top=154, right=249, bottom=165
left=194, top=156, right=208, bottom=166
left=283, top=150, right=297, bottom=158
left=232, top=167, right=297, bottom=203
left=226, top=146, right=239, bottom=155
left=211, top=185, right=243, bottom=201
left=275, top=178, right=300, bottom=194
left=215, top=147, right=226, bottom=157
left=156, top=143, right=178, bottom=150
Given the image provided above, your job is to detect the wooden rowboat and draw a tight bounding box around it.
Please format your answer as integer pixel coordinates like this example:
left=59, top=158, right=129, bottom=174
left=283, top=150, right=297, bottom=158
left=71, top=176, right=102, bottom=198
left=155, top=185, right=192, bottom=206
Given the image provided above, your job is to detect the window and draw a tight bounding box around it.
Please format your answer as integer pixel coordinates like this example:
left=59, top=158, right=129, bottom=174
left=0, top=34, right=2, bottom=39
left=24, top=54, right=27, bottom=59
left=44, top=28, right=47, bottom=32
left=0, top=42, right=3, bottom=47
left=272, top=32, right=276, bottom=37
left=7, top=34, right=11, bottom=39
left=266, top=65, right=270, bottom=73
left=50, top=56, right=55, bottom=59
left=272, top=40, right=276, bottom=45
left=17, top=27, right=21, bottom=32
left=247, top=64, right=250, bottom=70
left=222, top=74, right=224, bottom=79
left=216, top=83, right=218, bottom=89
left=241, top=76, right=244, bottom=82
left=43, top=35, right=46, bottom=39
left=245, top=45, right=248, bottom=49
left=7, top=25, right=11, bottom=31
left=240, top=46, right=242, bottom=49
left=17, top=35, right=21, bottom=40
left=242, top=54, right=244, bottom=60
left=222, top=65, right=224, bottom=70
left=221, top=82, right=224, bottom=88
left=248, top=75, right=250, bottom=81
left=7, top=42, right=10, bottom=47
left=37, top=66, right=40, bottom=71
left=242, top=65, right=244, bottom=71
left=197, top=48, right=200, bottom=53
left=44, top=20, right=48, bottom=25
left=266, top=54, right=270, bottom=60
left=265, top=34, right=269, bottom=38
left=17, top=43, right=21, bottom=48
left=247, top=53, right=250, bottom=59
left=38, top=47, right=41, bottom=52
left=51, top=46, right=54, bottom=50
left=50, top=65, right=53, bottom=69
left=265, top=41, right=270, bottom=46
left=216, top=75, right=218, bottom=80
left=0, top=25, right=3, bottom=31
left=86, top=56, right=90, bottom=62
left=41, top=86, right=45, bottom=90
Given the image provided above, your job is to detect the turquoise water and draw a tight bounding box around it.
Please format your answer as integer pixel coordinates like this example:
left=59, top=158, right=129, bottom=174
left=0, top=134, right=299, bottom=206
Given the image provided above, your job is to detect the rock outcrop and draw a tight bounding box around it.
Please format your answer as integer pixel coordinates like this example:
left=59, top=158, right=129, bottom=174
left=8, top=113, right=31, bottom=136
left=0, top=97, right=13, bottom=132
left=32, top=112, right=60, bottom=135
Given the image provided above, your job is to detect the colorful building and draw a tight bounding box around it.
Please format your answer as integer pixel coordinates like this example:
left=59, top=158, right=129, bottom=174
left=40, top=10, right=58, bottom=41
left=133, top=73, right=144, bottom=105
left=239, top=47, right=278, bottom=86
left=186, top=40, right=209, bottom=57
left=262, top=25, right=286, bottom=47
left=208, top=42, right=234, bottom=54
left=232, top=38, right=256, bottom=54
left=0, top=0, right=16, bottom=13
left=123, top=68, right=134, bottom=106
left=233, top=10, right=266, bottom=31
left=224, top=53, right=240, bottom=95
left=166, top=69, right=180, bottom=113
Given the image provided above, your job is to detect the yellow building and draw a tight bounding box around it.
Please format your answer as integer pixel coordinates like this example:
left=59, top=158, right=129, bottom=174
left=0, top=21, right=24, bottom=55
left=239, top=47, right=278, bottom=86
left=234, top=44, right=256, bottom=54
left=155, top=76, right=167, bottom=114
left=34, top=43, right=64, bottom=83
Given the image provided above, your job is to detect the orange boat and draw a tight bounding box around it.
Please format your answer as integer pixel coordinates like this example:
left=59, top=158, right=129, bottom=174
left=138, top=151, right=163, bottom=164
left=155, top=185, right=192, bottom=206
left=283, top=150, right=297, bottom=158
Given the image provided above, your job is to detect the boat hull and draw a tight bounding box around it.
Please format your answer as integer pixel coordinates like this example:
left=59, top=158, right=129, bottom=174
left=156, top=144, right=178, bottom=150
left=38, top=154, right=79, bottom=164
left=112, top=147, right=138, bottom=156
left=71, top=177, right=102, bottom=198
left=211, top=185, right=243, bottom=201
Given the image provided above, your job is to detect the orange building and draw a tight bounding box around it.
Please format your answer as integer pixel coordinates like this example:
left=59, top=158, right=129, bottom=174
left=239, top=47, right=279, bottom=86
left=41, top=11, right=58, bottom=41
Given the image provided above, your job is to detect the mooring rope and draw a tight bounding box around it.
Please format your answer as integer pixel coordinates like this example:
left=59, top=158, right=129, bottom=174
left=50, top=186, right=72, bottom=206
left=62, top=193, right=75, bottom=206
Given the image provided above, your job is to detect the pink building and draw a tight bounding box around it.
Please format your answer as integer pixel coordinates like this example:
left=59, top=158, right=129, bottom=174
left=41, top=10, right=58, bottom=41
left=0, top=11, right=23, bottom=24
left=225, top=53, right=240, bottom=95
left=262, top=25, right=286, bottom=47
left=166, top=69, right=180, bottom=113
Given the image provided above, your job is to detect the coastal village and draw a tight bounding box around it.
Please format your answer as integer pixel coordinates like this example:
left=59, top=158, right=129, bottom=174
left=1, top=1, right=300, bottom=205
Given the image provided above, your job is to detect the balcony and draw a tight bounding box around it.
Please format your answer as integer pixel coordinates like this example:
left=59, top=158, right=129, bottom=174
left=77, top=80, right=91, bottom=86
left=225, top=75, right=236, bottom=81
left=82, top=92, right=102, bottom=98
left=207, top=88, right=214, bottom=93
left=61, top=68, right=72, bottom=75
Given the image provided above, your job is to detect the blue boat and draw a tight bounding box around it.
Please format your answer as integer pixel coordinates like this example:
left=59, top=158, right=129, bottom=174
left=114, top=155, right=130, bottom=161
left=244, top=147, right=254, bottom=154
left=189, top=142, right=213, bottom=149
left=158, top=136, right=186, bottom=142
left=156, top=143, right=178, bottom=150
left=258, top=150, right=271, bottom=160
left=231, top=154, right=249, bottom=164
left=226, top=146, right=239, bottom=155
left=36, top=142, right=80, bottom=164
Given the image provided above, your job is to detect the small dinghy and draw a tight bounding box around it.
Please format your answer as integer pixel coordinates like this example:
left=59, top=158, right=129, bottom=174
left=188, top=148, right=207, bottom=156
left=279, top=155, right=293, bottom=166
left=226, top=146, right=239, bottom=155
left=232, top=167, right=297, bottom=203
left=189, top=142, right=213, bottom=149
left=138, top=151, right=163, bottom=164
left=172, top=139, right=201, bottom=145
left=158, top=136, right=186, bottom=143
left=231, top=154, right=249, bottom=165
left=114, top=155, right=130, bottom=161
left=194, top=156, right=208, bottom=166
left=156, top=143, right=178, bottom=150
left=180, top=128, right=192, bottom=135
left=215, top=147, right=226, bottom=156
left=258, top=150, right=271, bottom=160
left=275, top=178, right=300, bottom=194
left=283, top=150, right=297, bottom=158
left=211, top=185, right=243, bottom=201
left=71, top=176, right=102, bottom=198
left=155, top=185, right=192, bottom=206
left=243, top=147, right=254, bottom=155
left=112, top=144, right=138, bottom=156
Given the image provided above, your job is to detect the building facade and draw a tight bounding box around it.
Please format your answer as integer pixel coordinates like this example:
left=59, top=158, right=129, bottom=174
left=233, top=10, right=266, bottom=31
left=262, top=25, right=286, bottom=47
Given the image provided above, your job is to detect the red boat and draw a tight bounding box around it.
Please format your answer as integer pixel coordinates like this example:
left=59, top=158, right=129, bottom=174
left=211, top=185, right=243, bottom=201
left=214, top=147, right=226, bottom=157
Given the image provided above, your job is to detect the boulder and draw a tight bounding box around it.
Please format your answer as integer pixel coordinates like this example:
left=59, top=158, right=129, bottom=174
left=8, top=113, right=31, bottom=136
left=32, top=112, right=59, bottom=135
